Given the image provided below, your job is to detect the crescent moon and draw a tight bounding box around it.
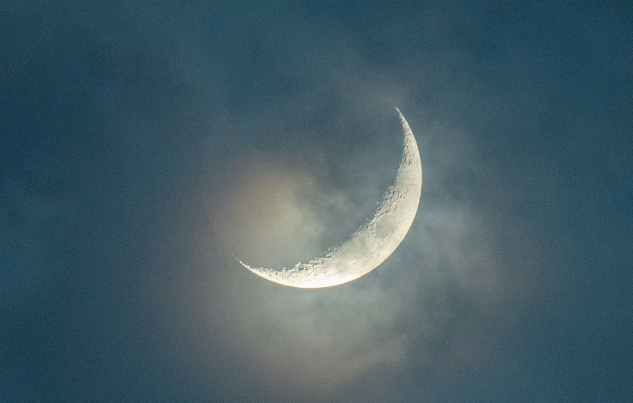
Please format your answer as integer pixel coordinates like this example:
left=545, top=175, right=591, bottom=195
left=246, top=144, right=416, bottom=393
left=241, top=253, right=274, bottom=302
left=238, top=108, right=422, bottom=288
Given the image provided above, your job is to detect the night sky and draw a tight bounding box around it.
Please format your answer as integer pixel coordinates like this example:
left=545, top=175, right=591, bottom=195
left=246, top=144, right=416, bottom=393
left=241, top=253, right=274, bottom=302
left=2, top=1, right=632, bottom=402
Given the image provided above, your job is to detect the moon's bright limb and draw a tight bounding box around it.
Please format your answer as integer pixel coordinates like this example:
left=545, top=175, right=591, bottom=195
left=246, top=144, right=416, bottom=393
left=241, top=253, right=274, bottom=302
left=238, top=108, right=422, bottom=288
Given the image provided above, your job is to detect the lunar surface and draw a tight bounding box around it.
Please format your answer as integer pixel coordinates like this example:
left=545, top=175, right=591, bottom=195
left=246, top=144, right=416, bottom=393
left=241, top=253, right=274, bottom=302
left=238, top=108, right=422, bottom=288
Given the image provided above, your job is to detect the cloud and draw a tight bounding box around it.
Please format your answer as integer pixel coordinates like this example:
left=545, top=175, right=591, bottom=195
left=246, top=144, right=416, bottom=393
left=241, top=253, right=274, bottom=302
left=4, top=2, right=544, bottom=400
left=181, top=8, right=545, bottom=399
left=197, top=98, right=539, bottom=401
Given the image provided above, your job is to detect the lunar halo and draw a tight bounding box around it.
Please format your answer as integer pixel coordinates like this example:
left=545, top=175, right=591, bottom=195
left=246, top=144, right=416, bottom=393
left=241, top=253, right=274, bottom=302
left=238, top=108, right=422, bottom=288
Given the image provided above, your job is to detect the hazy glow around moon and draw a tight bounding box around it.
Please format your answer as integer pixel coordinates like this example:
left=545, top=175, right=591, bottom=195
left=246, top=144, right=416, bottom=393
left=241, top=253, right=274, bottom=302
left=238, top=108, right=422, bottom=288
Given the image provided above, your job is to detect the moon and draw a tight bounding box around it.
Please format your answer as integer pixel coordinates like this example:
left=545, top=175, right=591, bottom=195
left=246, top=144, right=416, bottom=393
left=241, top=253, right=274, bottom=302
left=238, top=108, right=422, bottom=288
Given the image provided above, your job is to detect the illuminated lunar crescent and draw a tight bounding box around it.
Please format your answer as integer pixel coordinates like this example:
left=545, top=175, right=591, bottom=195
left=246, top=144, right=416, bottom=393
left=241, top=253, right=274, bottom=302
left=238, top=108, right=422, bottom=288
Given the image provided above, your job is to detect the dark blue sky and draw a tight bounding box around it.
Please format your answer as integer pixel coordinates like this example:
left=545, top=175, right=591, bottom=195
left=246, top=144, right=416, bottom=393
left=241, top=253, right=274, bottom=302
left=2, top=1, right=632, bottom=402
